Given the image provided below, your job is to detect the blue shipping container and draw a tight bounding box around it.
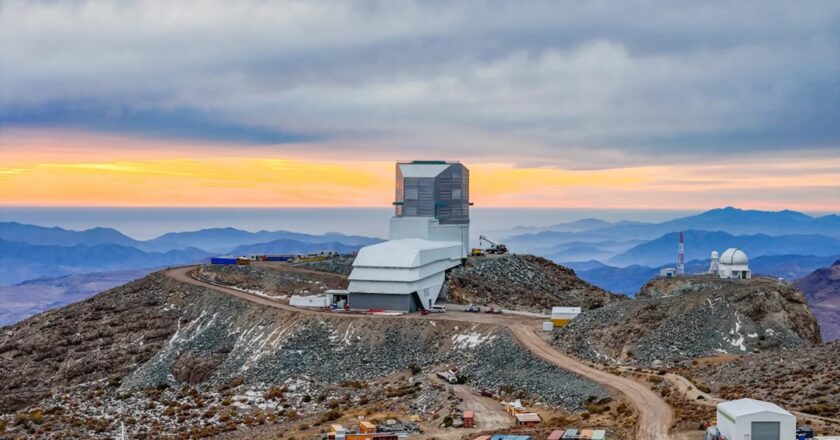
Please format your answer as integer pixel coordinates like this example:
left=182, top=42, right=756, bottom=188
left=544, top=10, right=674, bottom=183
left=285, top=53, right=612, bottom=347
left=211, top=257, right=238, bottom=265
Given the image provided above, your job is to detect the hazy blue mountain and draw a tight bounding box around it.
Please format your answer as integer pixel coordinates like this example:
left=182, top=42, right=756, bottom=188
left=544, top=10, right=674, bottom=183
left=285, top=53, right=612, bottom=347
left=750, top=254, right=840, bottom=280
left=229, top=239, right=366, bottom=256
left=0, top=269, right=151, bottom=326
left=0, top=222, right=140, bottom=247
left=0, top=240, right=210, bottom=285
left=1, top=222, right=383, bottom=254
left=608, top=230, right=840, bottom=267
left=561, top=260, right=609, bottom=272
left=572, top=254, right=840, bottom=296
left=505, top=208, right=840, bottom=253
left=549, top=245, right=615, bottom=262
left=575, top=264, right=660, bottom=296
left=141, top=227, right=380, bottom=253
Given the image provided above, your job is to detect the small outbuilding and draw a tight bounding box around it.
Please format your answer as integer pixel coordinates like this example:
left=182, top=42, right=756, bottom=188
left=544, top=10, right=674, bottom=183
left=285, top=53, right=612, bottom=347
left=514, top=412, right=541, bottom=426
left=660, top=267, right=677, bottom=278
left=551, top=307, right=582, bottom=327
left=716, top=398, right=795, bottom=440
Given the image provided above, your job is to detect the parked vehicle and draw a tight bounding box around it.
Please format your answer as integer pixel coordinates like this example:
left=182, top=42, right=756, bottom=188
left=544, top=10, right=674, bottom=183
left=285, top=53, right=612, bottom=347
left=420, top=309, right=431, bottom=316
left=465, top=304, right=481, bottom=313
left=429, top=305, right=446, bottom=313
left=485, top=306, right=502, bottom=314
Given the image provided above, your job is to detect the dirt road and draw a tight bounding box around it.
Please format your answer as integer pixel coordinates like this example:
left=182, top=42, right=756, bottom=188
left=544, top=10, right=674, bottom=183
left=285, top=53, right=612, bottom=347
left=453, top=385, right=514, bottom=431
left=165, top=265, right=674, bottom=440
left=509, top=324, right=673, bottom=439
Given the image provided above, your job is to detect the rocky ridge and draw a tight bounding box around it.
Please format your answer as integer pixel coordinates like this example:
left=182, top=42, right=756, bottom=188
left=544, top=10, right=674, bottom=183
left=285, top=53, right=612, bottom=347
left=794, top=260, right=840, bottom=341
left=445, top=255, right=627, bottom=312
left=0, top=269, right=608, bottom=438
left=553, top=276, right=821, bottom=366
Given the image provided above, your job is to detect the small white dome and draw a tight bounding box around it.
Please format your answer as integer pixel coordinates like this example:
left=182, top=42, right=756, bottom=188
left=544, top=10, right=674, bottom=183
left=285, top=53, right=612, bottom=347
left=720, top=248, right=748, bottom=265
left=711, top=250, right=719, bottom=259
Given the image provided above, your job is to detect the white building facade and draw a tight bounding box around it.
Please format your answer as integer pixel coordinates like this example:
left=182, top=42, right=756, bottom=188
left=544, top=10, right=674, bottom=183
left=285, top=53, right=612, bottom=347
left=716, top=398, right=795, bottom=440
left=347, top=161, right=470, bottom=312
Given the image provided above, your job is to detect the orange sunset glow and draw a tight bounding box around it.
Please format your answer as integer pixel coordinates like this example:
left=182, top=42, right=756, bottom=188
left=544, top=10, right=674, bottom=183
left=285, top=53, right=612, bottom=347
left=1, top=131, right=838, bottom=211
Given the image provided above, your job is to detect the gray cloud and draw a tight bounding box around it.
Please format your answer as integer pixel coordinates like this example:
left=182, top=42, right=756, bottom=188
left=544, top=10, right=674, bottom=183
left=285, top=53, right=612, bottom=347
left=1, top=0, right=838, bottom=168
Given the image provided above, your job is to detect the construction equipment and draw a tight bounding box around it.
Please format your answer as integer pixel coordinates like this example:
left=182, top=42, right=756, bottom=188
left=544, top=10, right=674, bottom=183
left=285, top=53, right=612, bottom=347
left=436, top=369, right=459, bottom=384
left=470, top=248, right=485, bottom=257
left=479, top=235, right=508, bottom=254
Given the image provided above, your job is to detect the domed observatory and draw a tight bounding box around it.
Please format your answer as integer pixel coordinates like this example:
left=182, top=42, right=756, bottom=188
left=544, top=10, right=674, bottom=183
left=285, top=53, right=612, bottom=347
left=718, top=248, right=751, bottom=279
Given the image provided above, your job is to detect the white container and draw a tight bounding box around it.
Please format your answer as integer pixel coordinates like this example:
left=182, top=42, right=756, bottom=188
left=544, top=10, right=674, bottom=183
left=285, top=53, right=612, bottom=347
left=542, top=321, right=554, bottom=331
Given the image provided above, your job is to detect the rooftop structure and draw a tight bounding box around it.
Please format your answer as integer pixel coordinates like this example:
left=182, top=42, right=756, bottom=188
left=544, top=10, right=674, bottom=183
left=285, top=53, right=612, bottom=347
left=347, top=238, right=463, bottom=311
left=394, top=160, right=469, bottom=224
left=346, top=161, right=471, bottom=312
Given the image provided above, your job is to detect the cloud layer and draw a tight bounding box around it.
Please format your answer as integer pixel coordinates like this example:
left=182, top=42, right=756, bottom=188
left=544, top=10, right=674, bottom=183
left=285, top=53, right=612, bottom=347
left=2, top=1, right=839, bottom=169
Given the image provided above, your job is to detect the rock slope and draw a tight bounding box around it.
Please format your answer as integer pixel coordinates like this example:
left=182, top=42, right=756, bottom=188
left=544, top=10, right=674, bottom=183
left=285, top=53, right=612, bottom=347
left=0, top=270, right=608, bottom=438
left=445, top=255, right=627, bottom=312
left=554, top=276, right=821, bottom=366
left=691, top=341, right=840, bottom=418
left=794, top=260, right=840, bottom=342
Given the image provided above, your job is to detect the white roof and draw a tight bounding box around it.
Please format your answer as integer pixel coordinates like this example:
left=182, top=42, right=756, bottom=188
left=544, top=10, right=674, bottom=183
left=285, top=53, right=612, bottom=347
left=551, top=307, right=582, bottom=314
left=717, top=399, right=792, bottom=418
left=720, top=248, right=748, bottom=265
left=352, top=238, right=462, bottom=268
left=514, top=413, right=541, bottom=422
left=398, top=163, right=451, bottom=178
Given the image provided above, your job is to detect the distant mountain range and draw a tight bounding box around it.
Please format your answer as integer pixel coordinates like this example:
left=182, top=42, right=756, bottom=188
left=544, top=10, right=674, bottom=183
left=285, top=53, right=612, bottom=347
left=504, top=207, right=840, bottom=256
left=607, top=230, right=840, bottom=267
left=567, top=254, right=840, bottom=296
left=0, top=222, right=381, bottom=253
left=0, top=239, right=210, bottom=285
left=0, top=222, right=383, bottom=285
left=0, top=269, right=152, bottom=326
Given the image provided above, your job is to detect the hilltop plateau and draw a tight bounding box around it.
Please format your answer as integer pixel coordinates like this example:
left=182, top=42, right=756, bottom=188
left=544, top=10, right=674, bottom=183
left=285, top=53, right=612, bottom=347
left=0, top=268, right=622, bottom=439
left=553, top=275, right=821, bottom=366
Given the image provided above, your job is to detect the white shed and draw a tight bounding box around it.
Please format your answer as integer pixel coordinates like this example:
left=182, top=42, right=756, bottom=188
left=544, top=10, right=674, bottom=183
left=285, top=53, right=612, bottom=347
left=290, top=294, right=331, bottom=308
left=717, top=398, right=795, bottom=440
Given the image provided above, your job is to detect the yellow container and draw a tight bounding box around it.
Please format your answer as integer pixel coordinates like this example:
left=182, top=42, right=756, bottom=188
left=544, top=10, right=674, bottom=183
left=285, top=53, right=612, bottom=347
left=551, top=318, right=571, bottom=327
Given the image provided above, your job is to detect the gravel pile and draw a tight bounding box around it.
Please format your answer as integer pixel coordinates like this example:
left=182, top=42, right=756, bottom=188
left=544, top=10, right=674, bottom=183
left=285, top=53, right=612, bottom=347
left=118, top=279, right=607, bottom=410
left=690, top=340, right=840, bottom=417
left=553, top=276, right=822, bottom=366
left=462, top=333, right=607, bottom=409
left=294, top=256, right=355, bottom=275
left=446, top=255, right=626, bottom=313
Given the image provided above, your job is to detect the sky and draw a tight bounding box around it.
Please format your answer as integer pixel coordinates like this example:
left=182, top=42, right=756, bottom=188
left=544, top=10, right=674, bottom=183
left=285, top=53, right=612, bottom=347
left=0, top=1, right=838, bottom=211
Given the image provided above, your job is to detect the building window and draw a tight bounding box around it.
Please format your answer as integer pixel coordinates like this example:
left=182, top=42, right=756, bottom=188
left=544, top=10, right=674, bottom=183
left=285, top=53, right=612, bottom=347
left=405, top=187, right=419, bottom=200
left=452, top=188, right=461, bottom=200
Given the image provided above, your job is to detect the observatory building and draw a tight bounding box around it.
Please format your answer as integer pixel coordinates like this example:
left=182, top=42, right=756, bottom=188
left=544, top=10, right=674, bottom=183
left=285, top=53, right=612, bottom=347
left=347, top=161, right=470, bottom=312
left=717, top=248, right=751, bottom=279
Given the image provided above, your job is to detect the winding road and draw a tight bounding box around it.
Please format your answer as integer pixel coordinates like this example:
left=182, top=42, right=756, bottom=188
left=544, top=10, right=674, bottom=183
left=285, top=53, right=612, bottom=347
left=165, top=265, right=673, bottom=440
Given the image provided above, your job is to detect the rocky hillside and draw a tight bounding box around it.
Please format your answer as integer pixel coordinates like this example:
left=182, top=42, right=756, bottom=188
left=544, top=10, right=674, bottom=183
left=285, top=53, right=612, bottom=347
left=196, top=263, right=348, bottom=298
left=690, top=341, right=840, bottom=418
left=0, top=271, right=608, bottom=439
left=445, top=255, right=627, bottom=312
left=554, top=276, right=821, bottom=366
left=794, top=260, right=840, bottom=341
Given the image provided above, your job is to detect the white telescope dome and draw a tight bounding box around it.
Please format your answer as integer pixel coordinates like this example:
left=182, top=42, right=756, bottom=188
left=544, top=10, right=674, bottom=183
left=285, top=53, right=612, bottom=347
left=720, top=248, right=748, bottom=265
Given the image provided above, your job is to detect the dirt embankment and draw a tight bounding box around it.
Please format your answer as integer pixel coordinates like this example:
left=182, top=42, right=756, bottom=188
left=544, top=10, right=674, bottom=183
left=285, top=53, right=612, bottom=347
left=196, top=262, right=348, bottom=297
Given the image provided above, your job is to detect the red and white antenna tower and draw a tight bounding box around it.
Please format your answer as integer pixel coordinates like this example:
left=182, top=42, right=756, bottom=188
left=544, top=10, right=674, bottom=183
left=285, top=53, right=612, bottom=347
left=677, top=231, right=685, bottom=275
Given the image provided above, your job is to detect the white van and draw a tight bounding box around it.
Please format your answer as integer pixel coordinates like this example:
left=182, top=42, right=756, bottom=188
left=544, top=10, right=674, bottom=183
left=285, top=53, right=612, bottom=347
left=430, top=305, right=447, bottom=313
